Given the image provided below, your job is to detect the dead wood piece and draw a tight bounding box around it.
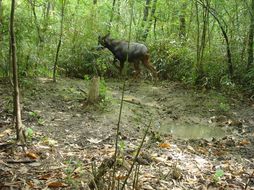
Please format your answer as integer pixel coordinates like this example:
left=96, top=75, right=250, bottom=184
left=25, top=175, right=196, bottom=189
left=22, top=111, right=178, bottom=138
left=6, top=159, right=37, bottom=164
left=123, top=99, right=141, bottom=105
left=88, top=156, right=115, bottom=190
left=0, top=143, right=13, bottom=149
left=78, top=87, right=87, bottom=94
left=88, top=76, right=100, bottom=103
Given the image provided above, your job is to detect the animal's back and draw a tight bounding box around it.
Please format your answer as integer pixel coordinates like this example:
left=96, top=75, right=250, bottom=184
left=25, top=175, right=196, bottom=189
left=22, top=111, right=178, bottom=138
left=113, top=41, right=148, bottom=62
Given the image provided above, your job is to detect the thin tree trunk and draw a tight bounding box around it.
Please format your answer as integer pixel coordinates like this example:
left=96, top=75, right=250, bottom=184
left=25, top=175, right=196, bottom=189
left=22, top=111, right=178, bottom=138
left=196, top=0, right=233, bottom=79
left=143, top=0, right=151, bottom=24
left=247, top=0, right=254, bottom=70
left=195, top=1, right=201, bottom=77
left=29, top=0, right=43, bottom=44
left=142, top=0, right=157, bottom=41
left=199, top=0, right=209, bottom=65
left=53, top=0, right=65, bottom=82
left=71, top=0, right=80, bottom=55
left=179, top=2, right=187, bottom=41
left=136, top=0, right=150, bottom=40
left=108, top=0, right=116, bottom=33
left=0, top=0, right=3, bottom=42
left=153, top=16, right=157, bottom=40
left=10, top=0, right=25, bottom=143
left=42, top=1, right=51, bottom=32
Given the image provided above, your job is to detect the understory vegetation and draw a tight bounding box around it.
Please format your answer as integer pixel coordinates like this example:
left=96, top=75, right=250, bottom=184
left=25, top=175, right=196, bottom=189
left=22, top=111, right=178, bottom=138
left=1, top=1, right=254, bottom=189
left=0, top=0, right=253, bottom=93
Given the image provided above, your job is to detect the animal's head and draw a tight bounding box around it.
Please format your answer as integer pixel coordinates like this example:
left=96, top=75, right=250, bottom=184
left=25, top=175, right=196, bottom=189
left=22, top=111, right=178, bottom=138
left=98, top=33, right=110, bottom=47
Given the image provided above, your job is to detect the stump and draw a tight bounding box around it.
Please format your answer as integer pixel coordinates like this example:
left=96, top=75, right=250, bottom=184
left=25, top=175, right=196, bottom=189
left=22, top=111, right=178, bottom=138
left=88, top=76, right=100, bottom=103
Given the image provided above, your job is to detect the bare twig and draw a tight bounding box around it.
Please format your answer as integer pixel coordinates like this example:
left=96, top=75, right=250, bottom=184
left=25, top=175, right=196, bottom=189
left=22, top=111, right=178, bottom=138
left=121, top=120, right=152, bottom=190
left=6, top=159, right=36, bottom=164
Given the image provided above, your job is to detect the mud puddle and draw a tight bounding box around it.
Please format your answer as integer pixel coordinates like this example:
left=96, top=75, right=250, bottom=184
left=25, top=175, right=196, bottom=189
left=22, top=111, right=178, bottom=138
left=159, top=123, right=226, bottom=140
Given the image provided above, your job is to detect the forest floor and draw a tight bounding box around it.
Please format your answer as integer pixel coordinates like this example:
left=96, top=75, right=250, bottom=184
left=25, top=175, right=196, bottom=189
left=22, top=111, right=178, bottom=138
left=0, top=77, right=254, bottom=190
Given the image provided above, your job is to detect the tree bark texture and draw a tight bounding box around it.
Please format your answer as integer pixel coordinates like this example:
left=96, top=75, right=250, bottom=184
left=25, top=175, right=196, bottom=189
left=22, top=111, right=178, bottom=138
left=142, top=0, right=157, bottom=41
left=197, top=0, right=233, bottom=79
left=88, top=76, right=100, bottom=103
left=10, top=0, right=25, bottom=142
left=0, top=0, right=3, bottom=42
left=247, top=0, right=254, bottom=70
left=108, top=0, right=116, bottom=33
left=53, top=0, right=65, bottom=82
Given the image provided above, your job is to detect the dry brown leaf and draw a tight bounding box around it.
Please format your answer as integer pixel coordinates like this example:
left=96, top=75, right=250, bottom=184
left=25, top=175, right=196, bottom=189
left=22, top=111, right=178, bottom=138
left=159, top=143, right=171, bottom=148
left=25, top=152, right=38, bottom=160
left=239, top=139, right=250, bottom=146
left=115, top=175, right=127, bottom=180
left=27, top=181, right=35, bottom=188
left=47, top=181, right=68, bottom=188
left=197, top=147, right=208, bottom=155
left=38, top=173, right=52, bottom=180
left=213, top=150, right=226, bottom=157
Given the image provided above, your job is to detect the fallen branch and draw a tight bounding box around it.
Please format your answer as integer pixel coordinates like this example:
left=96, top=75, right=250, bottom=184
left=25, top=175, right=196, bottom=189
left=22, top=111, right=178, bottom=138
left=123, top=98, right=141, bottom=105
left=6, top=159, right=37, bottom=164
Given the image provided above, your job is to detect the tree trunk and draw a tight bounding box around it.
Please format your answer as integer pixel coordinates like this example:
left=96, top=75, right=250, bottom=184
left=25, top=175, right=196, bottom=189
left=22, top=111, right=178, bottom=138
left=179, top=2, right=187, bottom=40
left=199, top=0, right=209, bottom=67
left=53, top=0, right=65, bottom=82
left=143, top=0, right=151, bottom=23
left=197, top=0, right=233, bottom=79
left=108, top=0, right=116, bottom=33
left=29, top=0, right=43, bottom=44
left=88, top=76, right=100, bottom=103
left=137, top=0, right=150, bottom=40
left=42, top=1, right=51, bottom=33
left=247, top=0, right=254, bottom=70
left=10, top=0, right=25, bottom=143
left=195, top=1, right=202, bottom=81
left=0, top=0, right=3, bottom=42
left=142, top=0, right=157, bottom=41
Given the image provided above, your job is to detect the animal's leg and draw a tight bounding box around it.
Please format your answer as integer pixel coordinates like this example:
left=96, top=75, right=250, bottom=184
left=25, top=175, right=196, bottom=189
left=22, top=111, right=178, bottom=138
left=133, top=61, right=141, bottom=79
left=112, top=58, right=120, bottom=71
left=119, top=61, right=124, bottom=75
left=142, top=54, right=158, bottom=79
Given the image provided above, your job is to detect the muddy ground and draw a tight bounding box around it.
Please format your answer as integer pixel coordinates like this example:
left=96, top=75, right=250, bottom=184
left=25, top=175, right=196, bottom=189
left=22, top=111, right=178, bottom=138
left=0, top=77, right=254, bottom=189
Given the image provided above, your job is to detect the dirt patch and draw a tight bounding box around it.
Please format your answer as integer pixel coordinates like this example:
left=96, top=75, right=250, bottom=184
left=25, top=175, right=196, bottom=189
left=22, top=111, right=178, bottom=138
left=0, top=78, right=254, bottom=189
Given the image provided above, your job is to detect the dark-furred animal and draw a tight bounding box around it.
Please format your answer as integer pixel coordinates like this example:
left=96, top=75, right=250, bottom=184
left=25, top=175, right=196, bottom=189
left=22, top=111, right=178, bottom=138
left=98, top=34, right=157, bottom=79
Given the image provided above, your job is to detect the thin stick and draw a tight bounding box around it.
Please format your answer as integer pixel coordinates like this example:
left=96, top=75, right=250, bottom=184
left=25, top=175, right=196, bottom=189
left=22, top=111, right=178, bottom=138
left=6, top=159, right=36, bottom=164
left=121, top=120, right=152, bottom=190
left=111, top=1, right=135, bottom=189
left=111, top=80, right=125, bottom=190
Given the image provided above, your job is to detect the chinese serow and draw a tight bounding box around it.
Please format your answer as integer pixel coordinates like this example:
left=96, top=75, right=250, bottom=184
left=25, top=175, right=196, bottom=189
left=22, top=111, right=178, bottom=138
left=98, top=34, right=158, bottom=79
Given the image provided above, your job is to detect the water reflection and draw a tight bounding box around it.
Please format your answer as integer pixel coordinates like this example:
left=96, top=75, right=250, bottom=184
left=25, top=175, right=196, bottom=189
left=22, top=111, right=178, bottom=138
left=160, top=124, right=226, bottom=140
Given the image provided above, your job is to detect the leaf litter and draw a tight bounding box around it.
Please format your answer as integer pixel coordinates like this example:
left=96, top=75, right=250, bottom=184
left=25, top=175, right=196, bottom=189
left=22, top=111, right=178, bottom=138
left=0, top=78, right=254, bottom=189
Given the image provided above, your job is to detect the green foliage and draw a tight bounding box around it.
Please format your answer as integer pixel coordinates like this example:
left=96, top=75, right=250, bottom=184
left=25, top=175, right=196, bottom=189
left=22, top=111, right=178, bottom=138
left=64, top=159, right=84, bottom=187
left=0, top=0, right=253, bottom=93
left=150, top=40, right=194, bottom=82
left=99, top=78, right=107, bottom=100
left=243, top=67, right=254, bottom=93
left=26, top=127, right=34, bottom=141
left=118, top=140, right=126, bottom=153
left=213, top=169, right=224, bottom=183
left=28, top=111, right=45, bottom=125
left=218, top=102, right=230, bottom=113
